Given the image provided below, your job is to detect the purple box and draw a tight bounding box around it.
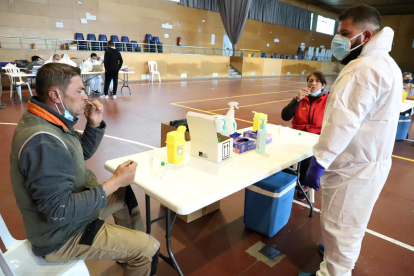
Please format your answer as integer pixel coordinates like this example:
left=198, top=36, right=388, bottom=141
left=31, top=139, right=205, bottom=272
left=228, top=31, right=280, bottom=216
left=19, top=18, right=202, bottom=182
left=243, top=130, right=273, bottom=144
left=233, top=137, right=256, bottom=154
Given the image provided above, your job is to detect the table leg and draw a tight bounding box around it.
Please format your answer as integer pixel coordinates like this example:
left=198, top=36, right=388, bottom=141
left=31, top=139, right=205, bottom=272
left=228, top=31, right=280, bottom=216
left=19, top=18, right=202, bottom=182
left=295, top=162, right=314, bottom=218
left=120, top=73, right=131, bottom=95
left=144, top=195, right=184, bottom=276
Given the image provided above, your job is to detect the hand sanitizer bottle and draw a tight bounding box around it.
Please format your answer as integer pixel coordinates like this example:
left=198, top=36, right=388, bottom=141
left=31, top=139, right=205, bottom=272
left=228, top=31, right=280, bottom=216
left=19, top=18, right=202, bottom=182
left=255, top=118, right=267, bottom=153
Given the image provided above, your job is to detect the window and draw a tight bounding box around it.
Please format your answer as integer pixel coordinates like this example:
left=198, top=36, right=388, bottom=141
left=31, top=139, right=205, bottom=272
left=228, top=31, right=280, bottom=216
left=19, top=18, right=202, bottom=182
left=316, top=15, right=335, bottom=36
left=310, top=13, right=313, bottom=31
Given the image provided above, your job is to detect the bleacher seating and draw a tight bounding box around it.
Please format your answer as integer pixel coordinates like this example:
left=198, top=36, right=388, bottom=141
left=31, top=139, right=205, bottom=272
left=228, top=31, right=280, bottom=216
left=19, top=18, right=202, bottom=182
left=87, top=34, right=100, bottom=51
left=121, top=36, right=133, bottom=52
left=75, top=33, right=87, bottom=51
left=99, top=34, right=108, bottom=51
left=111, top=35, right=123, bottom=52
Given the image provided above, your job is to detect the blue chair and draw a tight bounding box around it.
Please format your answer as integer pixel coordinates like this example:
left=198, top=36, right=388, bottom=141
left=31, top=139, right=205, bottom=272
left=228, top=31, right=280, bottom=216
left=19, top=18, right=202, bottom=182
left=121, top=36, right=132, bottom=52
left=291, top=55, right=295, bottom=59
left=87, top=34, right=100, bottom=51
left=152, top=37, right=163, bottom=53
left=145, top=34, right=152, bottom=52
left=261, top=53, right=267, bottom=58
left=99, top=34, right=108, bottom=50
left=131, top=41, right=141, bottom=52
left=280, top=54, right=285, bottom=59
left=111, top=35, right=123, bottom=52
left=272, top=54, right=277, bottom=58
left=300, top=55, right=305, bottom=60
left=75, top=33, right=87, bottom=51
left=286, top=55, right=290, bottom=59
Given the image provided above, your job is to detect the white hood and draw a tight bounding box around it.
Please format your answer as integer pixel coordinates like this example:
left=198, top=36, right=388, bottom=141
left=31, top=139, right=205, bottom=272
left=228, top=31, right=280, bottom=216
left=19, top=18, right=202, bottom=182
left=360, top=26, right=394, bottom=57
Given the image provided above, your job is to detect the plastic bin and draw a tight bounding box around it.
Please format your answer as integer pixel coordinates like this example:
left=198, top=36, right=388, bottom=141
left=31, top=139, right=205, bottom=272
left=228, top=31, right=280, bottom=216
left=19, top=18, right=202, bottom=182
left=244, top=171, right=297, bottom=237
left=396, top=115, right=411, bottom=141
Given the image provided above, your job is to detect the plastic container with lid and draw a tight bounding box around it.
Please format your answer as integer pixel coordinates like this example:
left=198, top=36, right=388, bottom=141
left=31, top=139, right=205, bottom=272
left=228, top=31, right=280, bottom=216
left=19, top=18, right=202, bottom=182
left=166, top=126, right=186, bottom=164
left=252, top=111, right=268, bottom=131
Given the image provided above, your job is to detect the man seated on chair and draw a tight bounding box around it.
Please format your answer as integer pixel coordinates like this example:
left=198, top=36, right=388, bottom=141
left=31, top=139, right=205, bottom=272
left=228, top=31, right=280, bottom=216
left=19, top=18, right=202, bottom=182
left=27, top=55, right=41, bottom=71
left=9, top=63, right=160, bottom=276
left=83, top=53, right=103, bottom=94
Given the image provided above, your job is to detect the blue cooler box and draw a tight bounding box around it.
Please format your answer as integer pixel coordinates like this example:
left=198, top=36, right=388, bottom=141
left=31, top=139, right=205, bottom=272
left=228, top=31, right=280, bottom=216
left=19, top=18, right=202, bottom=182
left=396, top=115, right=411, bottom=140
left=244, top=171, right=297, bottom=237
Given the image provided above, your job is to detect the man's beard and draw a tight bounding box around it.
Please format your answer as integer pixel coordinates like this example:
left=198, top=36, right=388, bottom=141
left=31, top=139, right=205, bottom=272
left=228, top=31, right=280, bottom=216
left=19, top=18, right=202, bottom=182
left=340, top=36, right=364, bottom=65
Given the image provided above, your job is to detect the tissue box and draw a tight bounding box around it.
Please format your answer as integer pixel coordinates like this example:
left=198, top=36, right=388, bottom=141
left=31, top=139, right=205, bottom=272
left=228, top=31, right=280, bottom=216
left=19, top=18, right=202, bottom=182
left=243, top=130, right=273, bottom=144
left=233, top=137, right=256, bottom=154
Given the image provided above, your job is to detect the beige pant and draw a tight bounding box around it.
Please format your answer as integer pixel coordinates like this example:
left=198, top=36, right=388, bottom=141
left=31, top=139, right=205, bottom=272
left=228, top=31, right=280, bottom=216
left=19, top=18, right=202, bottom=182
left=45, top=187, right=160, bottom=276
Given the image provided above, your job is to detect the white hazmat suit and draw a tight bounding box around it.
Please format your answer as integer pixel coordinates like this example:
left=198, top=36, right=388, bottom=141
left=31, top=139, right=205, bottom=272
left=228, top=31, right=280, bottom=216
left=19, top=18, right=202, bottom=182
left=313, top=27, right=402, bottom=276
left=58, top=54, right=77, bottom=67
left=83, top=58, right=103, bottom=93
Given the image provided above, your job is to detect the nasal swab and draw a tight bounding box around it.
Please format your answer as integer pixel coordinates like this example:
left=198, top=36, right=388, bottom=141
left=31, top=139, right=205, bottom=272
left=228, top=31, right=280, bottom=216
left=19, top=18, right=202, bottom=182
left=84, top=99, right=96, bottom=108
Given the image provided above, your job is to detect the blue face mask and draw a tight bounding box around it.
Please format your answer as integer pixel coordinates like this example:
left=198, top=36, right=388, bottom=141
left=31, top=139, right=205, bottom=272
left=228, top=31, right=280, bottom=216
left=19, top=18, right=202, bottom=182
left=55, top=89, right=74, bottom=121
left=310, top=89, right=322, bottom=97
left=331, top=31, right=365, bottom=61
left=403, top=78, right=412, bottom=84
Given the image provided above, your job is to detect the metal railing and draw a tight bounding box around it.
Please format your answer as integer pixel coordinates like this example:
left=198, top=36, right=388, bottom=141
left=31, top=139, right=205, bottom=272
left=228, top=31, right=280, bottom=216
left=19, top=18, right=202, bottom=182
left=0, top=35, right=335, bottom=61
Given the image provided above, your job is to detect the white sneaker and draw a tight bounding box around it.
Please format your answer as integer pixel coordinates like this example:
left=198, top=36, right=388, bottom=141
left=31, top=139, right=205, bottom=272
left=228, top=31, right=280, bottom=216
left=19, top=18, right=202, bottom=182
left=113, top=95, right=117, bottom=99
left=105, top=95, right=109, bottom=99
left=100, top=95, right=106, bottom=99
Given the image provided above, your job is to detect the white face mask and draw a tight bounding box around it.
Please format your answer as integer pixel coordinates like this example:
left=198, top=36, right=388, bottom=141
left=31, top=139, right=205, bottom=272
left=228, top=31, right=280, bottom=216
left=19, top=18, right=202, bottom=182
left=331, top=31, right=366, bottom=61
left=310, top=89, right=322, bottom=97
left=55, top=89, right=74, bottom=121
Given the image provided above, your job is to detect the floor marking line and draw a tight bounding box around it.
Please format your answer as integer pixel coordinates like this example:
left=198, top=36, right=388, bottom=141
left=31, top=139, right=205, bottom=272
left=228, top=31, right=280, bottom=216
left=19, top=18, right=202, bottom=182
left=0, top=122, right=18, bottom=125
left=173, top=89, right=297, bottom=104
left=292, top=200, right=414, bottom=252
left=209, top=99, right=292, bottom=111
left=391, top=155, right=414, bottom=162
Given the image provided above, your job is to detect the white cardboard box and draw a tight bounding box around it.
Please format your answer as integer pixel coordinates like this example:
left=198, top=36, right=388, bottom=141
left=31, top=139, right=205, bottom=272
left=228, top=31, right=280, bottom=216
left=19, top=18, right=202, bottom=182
left=186, top=112, right=233, bottom=163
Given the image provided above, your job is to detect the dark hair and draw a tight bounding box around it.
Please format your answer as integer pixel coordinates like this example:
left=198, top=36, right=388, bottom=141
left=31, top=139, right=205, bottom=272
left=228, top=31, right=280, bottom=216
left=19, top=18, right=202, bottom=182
left=307, top=71, right=327, bottom=87
left=31, top=55, right=39, bottom=62
left=53, top=54, right=60, bottom=59
left=91, top=53, right=97, bottom=58
left=338, top=4, right=381, bottom=30
left=36, top=63, right=81, bottom=103
left=108, top=40, right=114, bottom=47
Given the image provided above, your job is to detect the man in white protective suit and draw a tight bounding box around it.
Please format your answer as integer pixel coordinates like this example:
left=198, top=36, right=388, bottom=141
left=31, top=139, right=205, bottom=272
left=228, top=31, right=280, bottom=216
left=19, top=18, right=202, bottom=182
left=44, top=54, right=61, bottom=65
left=84, top=53, right=103, bottom=94
left=299, top=5, right=402, bottom=276
left=58, top=53, right=78, bottom=68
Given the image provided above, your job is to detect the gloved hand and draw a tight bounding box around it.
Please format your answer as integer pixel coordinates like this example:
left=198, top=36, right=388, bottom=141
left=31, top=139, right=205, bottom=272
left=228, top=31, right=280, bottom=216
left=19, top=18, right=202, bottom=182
left=304, top=157, right=325, bottom=191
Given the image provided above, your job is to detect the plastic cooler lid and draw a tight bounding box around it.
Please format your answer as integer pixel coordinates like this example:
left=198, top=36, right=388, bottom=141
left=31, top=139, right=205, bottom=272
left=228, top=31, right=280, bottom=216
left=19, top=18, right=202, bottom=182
left=254, top=171, right=297, bottom=193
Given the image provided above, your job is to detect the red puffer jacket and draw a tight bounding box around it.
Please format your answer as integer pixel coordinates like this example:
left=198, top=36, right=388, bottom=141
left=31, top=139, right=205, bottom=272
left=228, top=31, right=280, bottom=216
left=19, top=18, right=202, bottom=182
left=292, top=94, right=328, bottom=134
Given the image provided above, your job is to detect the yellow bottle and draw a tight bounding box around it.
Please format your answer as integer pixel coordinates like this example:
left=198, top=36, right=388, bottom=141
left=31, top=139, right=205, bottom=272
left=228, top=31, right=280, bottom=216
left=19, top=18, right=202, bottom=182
left=402, top=91, right=407, bottom=102
left=253, top=111, right=268, bottom=131
left=166, top=126, right=186, bottom=165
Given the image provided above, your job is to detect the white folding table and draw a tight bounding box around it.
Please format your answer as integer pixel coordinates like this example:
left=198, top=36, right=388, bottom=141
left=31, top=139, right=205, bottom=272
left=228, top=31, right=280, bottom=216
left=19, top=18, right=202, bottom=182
left=105, top=124, right=319, bottom=275
left=81, top=71, right=135, bottom=95
left=400, top=100, right=414, bottom=115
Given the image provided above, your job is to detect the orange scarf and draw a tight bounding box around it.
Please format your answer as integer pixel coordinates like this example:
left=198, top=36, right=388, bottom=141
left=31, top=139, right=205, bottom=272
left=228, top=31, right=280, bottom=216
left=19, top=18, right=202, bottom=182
left=28, top=100, right=69, bottom=130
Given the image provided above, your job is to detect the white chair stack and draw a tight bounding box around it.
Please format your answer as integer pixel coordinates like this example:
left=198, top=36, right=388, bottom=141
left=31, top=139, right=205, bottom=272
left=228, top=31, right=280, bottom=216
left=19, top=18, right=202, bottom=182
left=0, top=214, right=90, bottom=276
left=4, top=66, right=33, bottom=101
left=148, top=61, right=161, bottom=83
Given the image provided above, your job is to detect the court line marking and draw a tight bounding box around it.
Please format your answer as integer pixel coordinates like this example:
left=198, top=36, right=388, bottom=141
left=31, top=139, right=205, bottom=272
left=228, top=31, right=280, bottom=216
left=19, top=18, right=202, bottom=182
left=391, top=155, right=414, bottom=162
left=208, top=99, right=292, bottom=112
left=0, top=123, right=156, bottom=149
left=173, top=89, right=297, bottom=104
left=1, top=122, right=414, bottom=251
left=293, top=199, right=414, bottom=252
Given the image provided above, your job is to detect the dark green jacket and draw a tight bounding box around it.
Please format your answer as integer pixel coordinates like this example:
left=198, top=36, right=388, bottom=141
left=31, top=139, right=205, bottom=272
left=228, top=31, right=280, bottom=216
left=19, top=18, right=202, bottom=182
left=10, top=97, right=107, bottom=256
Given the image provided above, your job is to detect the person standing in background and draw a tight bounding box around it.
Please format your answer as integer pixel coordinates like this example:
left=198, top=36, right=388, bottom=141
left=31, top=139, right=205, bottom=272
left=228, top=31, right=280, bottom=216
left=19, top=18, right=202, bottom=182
left=103, top=40, right=123, bottom=100
left=403, top=72, right=414, bottom=100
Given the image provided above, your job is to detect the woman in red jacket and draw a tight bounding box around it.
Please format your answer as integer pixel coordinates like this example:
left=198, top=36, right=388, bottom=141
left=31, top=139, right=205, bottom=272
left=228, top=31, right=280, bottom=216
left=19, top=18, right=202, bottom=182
left=281, top=71, right=328, bottom=200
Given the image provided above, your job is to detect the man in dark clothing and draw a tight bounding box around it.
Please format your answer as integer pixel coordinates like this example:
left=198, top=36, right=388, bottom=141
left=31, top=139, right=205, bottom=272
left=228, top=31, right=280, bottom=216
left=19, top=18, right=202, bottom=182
left=10, top=63, right=159, bottom=276
left=27, top=55, right=41, bottom=71
left=103, top=40, right=123, bottom=99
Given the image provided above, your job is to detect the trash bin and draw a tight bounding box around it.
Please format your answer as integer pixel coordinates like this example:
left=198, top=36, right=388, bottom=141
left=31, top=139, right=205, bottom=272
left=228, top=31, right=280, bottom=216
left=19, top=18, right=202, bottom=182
left=396, top=115, right=411, bottom=140
left=244, top=171, right=297, bottom=237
